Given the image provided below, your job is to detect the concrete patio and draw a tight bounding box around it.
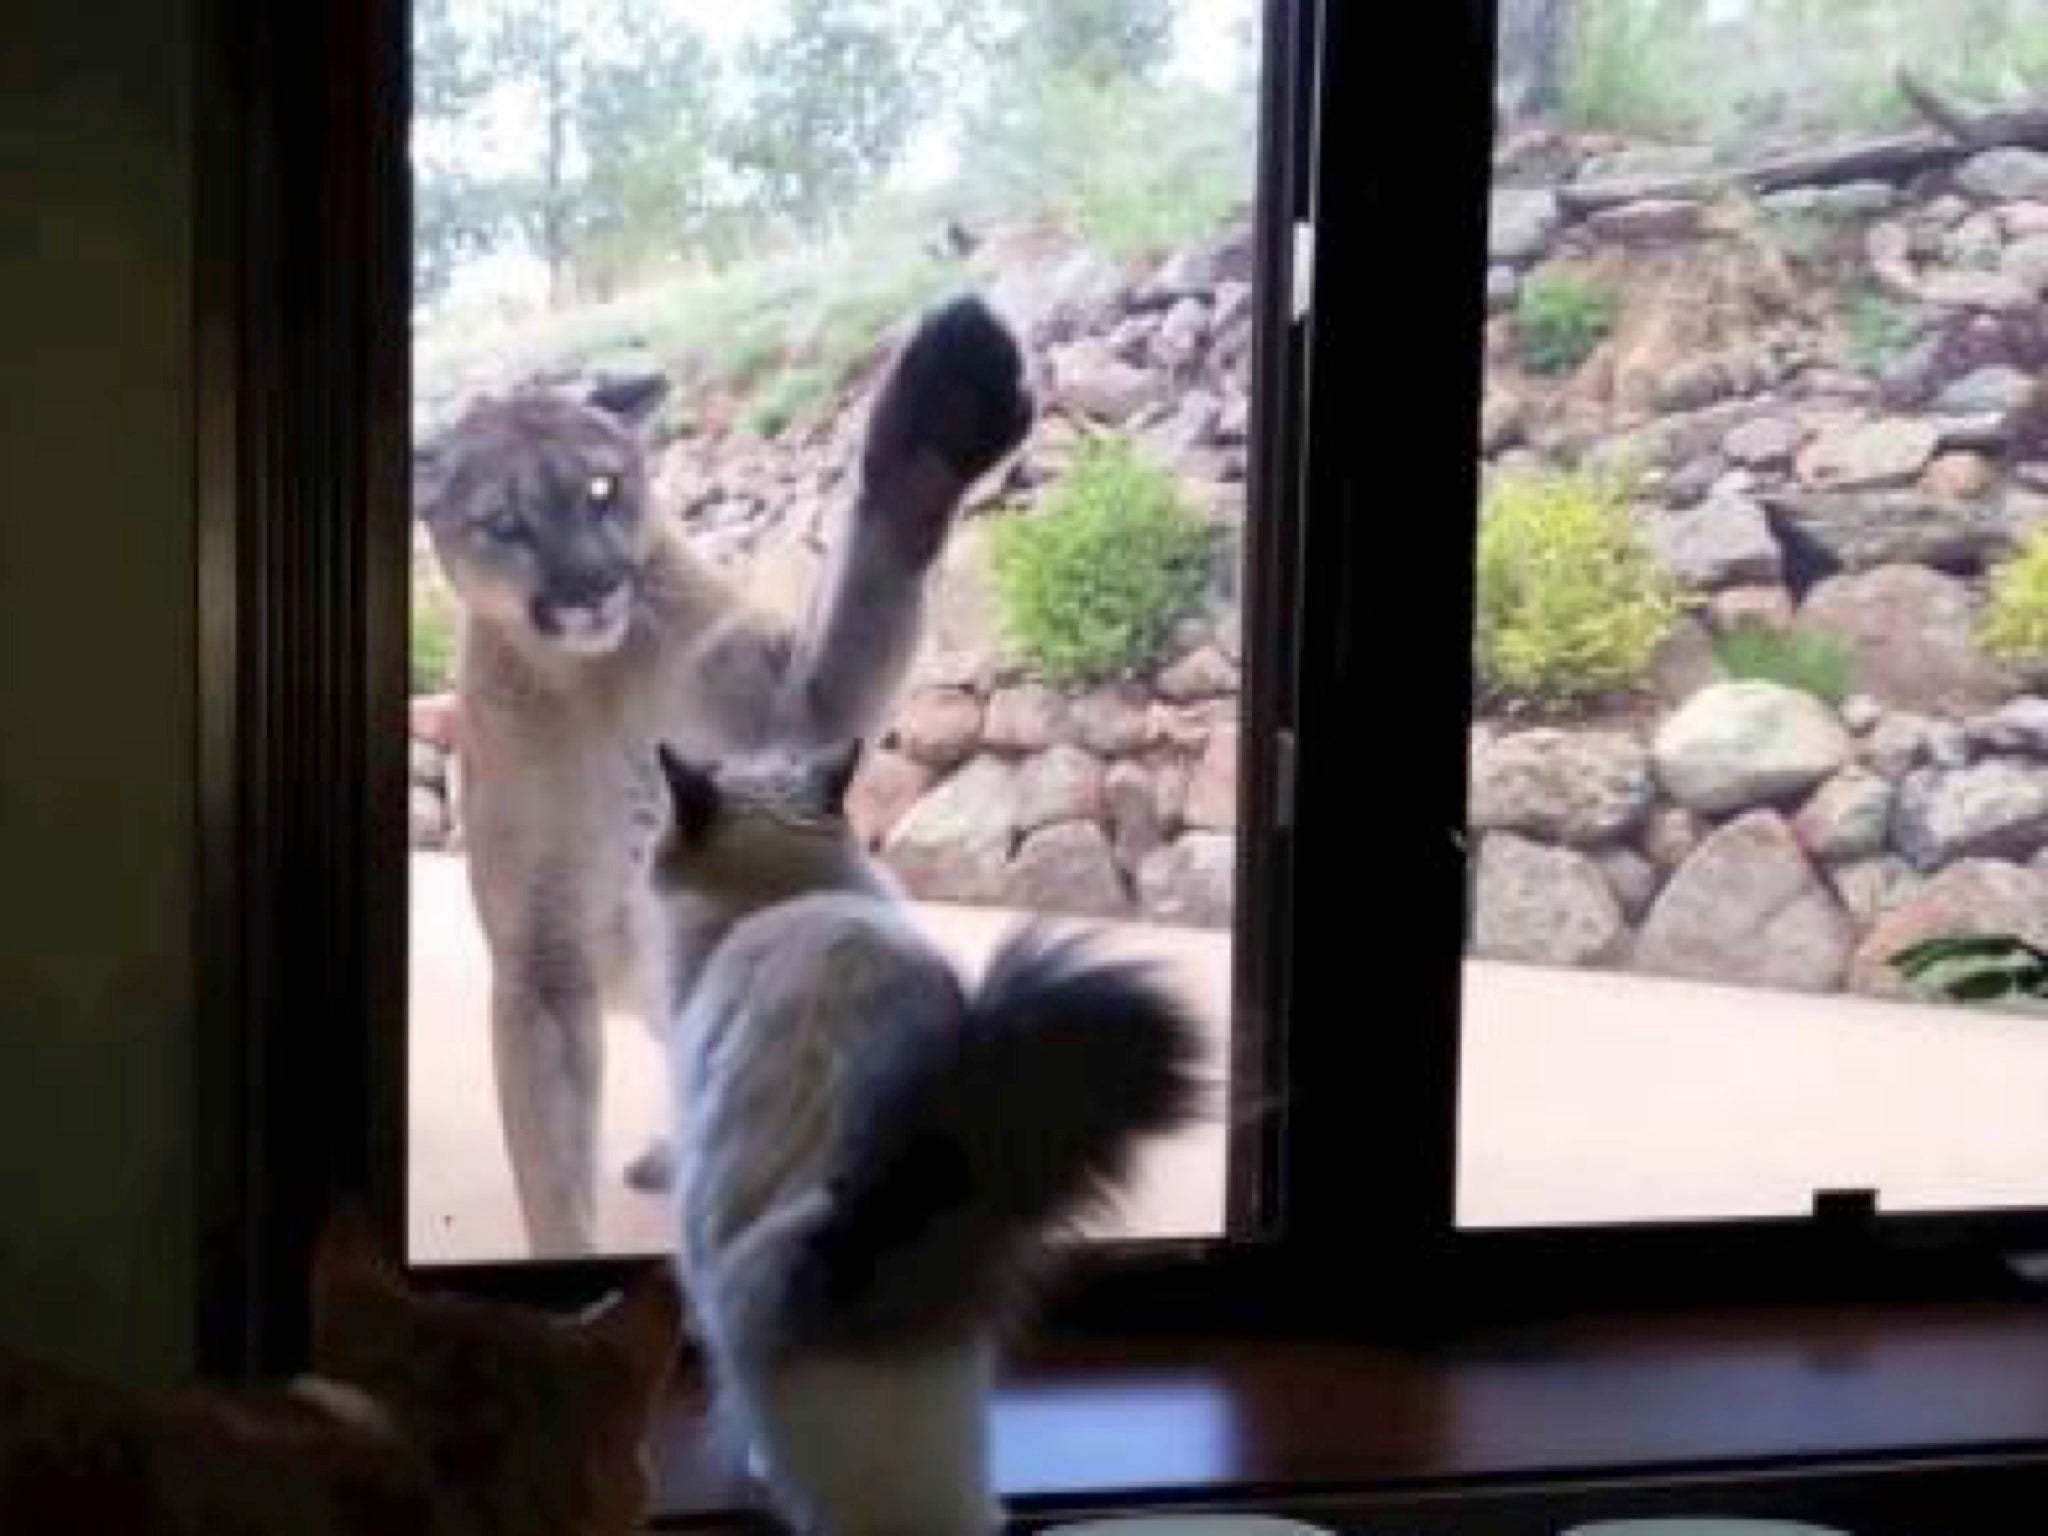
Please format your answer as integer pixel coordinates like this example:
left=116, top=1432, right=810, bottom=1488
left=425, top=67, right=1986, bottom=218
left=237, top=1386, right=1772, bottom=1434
left=408, top=852, right=1233, bottom=1264
left=410, top=853, right=2048, bottom=1263
left=1457, top=959, right=2048, bottom=1227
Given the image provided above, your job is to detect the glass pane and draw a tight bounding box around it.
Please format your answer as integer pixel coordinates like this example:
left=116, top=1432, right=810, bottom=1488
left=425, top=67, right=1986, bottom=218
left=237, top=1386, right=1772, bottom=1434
left=407, top=0, right=1266, bottom=1261
left=1463, top=0, right=2048, bottom=1228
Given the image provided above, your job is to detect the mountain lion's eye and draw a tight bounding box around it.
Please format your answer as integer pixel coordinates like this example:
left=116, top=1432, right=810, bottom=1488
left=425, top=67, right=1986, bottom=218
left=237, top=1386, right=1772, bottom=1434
left=586, top=474, right=618, bottom=510
left=485, top=508, right=523, bottom=541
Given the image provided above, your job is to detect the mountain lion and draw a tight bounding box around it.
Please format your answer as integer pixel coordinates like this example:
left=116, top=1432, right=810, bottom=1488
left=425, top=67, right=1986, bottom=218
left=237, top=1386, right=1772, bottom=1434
left=415, top=295, right=1033, bottom=1255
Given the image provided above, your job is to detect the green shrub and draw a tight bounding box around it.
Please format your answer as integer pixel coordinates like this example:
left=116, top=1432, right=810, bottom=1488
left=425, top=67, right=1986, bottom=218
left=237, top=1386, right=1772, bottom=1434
left=744, top=364, right=834, bottom=438
left=1840, top=286, right=1924, bottom=375
left=1516, top=266, right=1620, bottom=376
left=412, top=584, right=459, bottom=695
left=1475, top=469, right=1684, bottom=708
left=1893, top=934, right=2048, bottom=1006
left=713, top=331, right=788, bottom=393
left=1981, top=527, right=2048, bottom=667
left=1762, top=207, right=1838, bottom=268
left=1712, top=622, right=1856, bottom=705
left=991, top=439, right=1215, bottom=687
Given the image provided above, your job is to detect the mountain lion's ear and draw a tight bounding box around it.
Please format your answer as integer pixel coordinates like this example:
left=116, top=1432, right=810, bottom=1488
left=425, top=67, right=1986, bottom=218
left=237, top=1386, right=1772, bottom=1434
left=656, top=743, right=721, bottom=847
left=585, top=373, right=670, bottom=432
left=815, top=740, right=862, bottom=815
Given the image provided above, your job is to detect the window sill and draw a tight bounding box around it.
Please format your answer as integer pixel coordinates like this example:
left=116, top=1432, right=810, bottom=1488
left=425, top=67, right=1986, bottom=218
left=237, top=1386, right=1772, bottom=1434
left=646, top=1298, right=2048, bottom=1529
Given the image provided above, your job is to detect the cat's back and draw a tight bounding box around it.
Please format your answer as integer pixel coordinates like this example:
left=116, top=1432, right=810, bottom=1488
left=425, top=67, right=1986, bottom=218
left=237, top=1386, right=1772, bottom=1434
left=678, top=893, right=961, bottom=1253
left=695, top=891, right=957, bottom=1070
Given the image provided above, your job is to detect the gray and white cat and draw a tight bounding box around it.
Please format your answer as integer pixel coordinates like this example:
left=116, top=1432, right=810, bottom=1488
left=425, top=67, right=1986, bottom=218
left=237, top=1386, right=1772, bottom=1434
left=647, top=741, right=1206, bottom=1536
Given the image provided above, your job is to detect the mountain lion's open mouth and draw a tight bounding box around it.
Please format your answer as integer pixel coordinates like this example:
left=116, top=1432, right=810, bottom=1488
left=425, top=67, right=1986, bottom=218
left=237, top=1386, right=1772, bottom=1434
left=538, top=586, right=632, bottom=655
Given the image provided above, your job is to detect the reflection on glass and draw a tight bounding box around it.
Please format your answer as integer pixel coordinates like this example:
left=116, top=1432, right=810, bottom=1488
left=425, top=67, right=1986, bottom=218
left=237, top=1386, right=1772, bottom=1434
left=407, top=0, right=1263, bottom=1262
left=1462, top=0, right=2048, bottom=1228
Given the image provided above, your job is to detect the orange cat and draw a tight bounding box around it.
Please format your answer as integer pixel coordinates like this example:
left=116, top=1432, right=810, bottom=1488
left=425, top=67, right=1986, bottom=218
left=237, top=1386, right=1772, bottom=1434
left=0, top=1209, right=682, bottom=1534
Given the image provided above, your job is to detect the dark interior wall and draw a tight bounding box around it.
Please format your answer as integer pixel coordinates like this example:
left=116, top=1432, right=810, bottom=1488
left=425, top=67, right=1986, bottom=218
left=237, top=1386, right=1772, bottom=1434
left=0, top=0, right=197, bottom=1382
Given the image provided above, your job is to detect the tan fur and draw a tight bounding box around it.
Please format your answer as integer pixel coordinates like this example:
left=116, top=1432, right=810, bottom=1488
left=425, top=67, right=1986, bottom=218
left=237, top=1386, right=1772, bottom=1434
left=453, top=479, right=932, bottom=1255
left=425, top=297, right=1031, bottom=1256
left=0, top=1212, right=682, bottom=1536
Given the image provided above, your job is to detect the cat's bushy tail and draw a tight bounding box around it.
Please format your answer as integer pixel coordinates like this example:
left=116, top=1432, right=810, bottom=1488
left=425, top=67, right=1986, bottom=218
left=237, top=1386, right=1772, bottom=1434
left=778, top=923, right=1207, bottom=1352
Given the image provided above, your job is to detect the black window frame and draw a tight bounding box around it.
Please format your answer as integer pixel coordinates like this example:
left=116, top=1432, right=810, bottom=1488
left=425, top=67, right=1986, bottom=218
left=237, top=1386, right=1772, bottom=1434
left=1326, top=1, right=2048, bottom=1322
left=191, top=0, right=2043, bottom=1396
left=194, top=0, right=1352, bottom=1373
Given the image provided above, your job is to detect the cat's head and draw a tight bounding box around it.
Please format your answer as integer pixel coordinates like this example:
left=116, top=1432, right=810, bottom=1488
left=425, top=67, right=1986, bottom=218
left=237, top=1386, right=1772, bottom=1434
left=649, top=740, right=865, bottom=903
left=414, top=376, right=670, bottom=658
left=308, top=1207, right=683, bottom=1536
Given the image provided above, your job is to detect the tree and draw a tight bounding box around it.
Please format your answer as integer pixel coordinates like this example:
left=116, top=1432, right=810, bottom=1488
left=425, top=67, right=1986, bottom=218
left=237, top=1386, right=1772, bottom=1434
left=574, top=2, right=723, bottom=293
left=724, top=0, right=921, bottom=232
left=480, top=0, right=577, bottom=307
left=1497, top=0, right=1574, bottom=122
left=415, top=171, right=511, bottom=308
left=412, top=0, right=495, bottom=306
left=1013, top=0, right=1175, bottom=87
left=410, top=0, right=730, bottom=308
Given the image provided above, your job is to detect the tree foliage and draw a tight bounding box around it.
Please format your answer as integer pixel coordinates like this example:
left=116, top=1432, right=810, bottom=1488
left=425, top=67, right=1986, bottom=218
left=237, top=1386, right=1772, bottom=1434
left=722, top=0, right=919, bottom=232
left=410, top=0, right=1218, bottom=307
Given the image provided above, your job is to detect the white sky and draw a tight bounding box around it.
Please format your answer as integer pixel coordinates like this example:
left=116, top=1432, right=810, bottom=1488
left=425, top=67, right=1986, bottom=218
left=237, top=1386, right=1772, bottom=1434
left=428, top=0, right=1255, bottom=177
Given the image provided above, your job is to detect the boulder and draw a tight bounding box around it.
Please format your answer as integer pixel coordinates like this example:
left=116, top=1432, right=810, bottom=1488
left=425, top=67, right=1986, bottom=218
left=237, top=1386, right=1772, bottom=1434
left=1849, top=858, right=2048, bottom=997
left=1652, top=682, right=1853, bottom=815
left=1137, top=833, right=1236, bottom=927
left=1801, top=565, right=2015, bottom=716
left=1004, top=821, right=1129, bottom=918
left=1471, top=833, right=1626, bottom=967
left=1892, top=759, right=2048, bottom=869
left=1631, top=811, right=1854, bottom=992
left=1470, top=729, right=1655, bottom=846
left=881, top=756, right=1017, bottom=902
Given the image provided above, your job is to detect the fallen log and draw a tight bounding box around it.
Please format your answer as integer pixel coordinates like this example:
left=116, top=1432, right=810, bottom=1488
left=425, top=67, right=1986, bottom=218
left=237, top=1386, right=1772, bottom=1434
left=1895, top=69, right=1992, bottom=150
left=1557, top=90, right=2048, bottom=216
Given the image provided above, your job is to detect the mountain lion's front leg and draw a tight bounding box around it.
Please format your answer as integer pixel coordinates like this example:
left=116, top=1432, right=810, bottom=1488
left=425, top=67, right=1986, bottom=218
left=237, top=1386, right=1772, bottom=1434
left=465, top=762, right=611, bottom=1256
left=623, top=297, right=1032, bottom=1199
left=490, top=951, right=603, bottom=1256
left=772, top=294, right=1033, bottom=747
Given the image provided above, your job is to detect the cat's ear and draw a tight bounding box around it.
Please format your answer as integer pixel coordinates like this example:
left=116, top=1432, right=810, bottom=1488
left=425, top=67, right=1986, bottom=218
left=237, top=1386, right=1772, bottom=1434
left=815, top=739, right=863, bottom=814
left=585, top=373, right=671, bottom=433
left=656, top=743, right=721, bottom=847
left=311, top=1202, right=406, bottom=1324
left=579, top=1264, right=684, bottom=1407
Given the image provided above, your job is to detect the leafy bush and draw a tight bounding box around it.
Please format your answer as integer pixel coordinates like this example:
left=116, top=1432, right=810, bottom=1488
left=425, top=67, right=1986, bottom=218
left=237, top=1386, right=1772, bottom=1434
left=412, top=584, right=459, bottom=695
left=1712, top=622, right=1856, bottom=705
left=991, top=439, right=1215, bottom=687
left=1981, top=528, right=2048, bottom=668
left=1840, top=286, right=1925, bottom=375
left=1515, top=266, right=1620, bottom=376
left=744, top=364, right=834, bottom=438
left=1475, top=469, right=1684, bottom=709
left=1893, top=934, right=2048, bottom=1006
left=1761, top=207, right=1839, bottom=268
